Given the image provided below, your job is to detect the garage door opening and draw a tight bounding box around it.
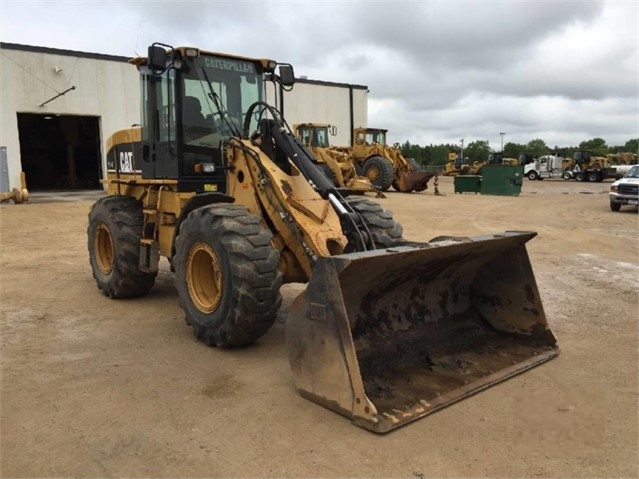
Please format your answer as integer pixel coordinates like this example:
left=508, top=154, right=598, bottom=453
left=17, top=113, right=102, bottom=191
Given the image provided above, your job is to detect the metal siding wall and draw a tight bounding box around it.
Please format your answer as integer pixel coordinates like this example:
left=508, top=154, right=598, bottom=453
left=351, top=88, right=368, bottom=145
left=265, top=81, right=367, bottom=147
left=0, top=48, right=139, bottom=190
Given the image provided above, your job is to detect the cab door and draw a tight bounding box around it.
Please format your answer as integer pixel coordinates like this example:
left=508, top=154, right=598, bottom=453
left=140, top=67, right=179, bottom=179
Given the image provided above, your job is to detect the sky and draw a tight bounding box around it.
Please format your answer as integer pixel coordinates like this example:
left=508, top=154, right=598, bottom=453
left=1, top=0, right=637, bottom=149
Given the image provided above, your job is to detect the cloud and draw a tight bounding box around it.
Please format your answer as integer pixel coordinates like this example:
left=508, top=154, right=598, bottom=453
left=1, top=0, right=637, bottom=148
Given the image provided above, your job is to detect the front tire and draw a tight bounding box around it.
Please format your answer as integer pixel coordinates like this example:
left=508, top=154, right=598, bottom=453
left=362, top=156, right=394, bottom=191
left=174, top=204, right=282, bottom=347
left=610, top=201, right=621, bottom=212
left=407, top=157, right=423, bottom=172
left=346, top=197, right=404, bottom=248
left=527, top=171, right=539, bottom=181
left=87, top=196, right=157, bottom=298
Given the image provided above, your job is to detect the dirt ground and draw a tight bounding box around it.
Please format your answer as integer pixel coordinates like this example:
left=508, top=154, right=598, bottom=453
left=1, top=176, right=637, bottom=478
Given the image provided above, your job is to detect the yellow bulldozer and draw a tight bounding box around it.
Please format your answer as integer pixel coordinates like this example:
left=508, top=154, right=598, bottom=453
left=87, top=43, right=558, bottom=433
left=333, top=128, right=436, bottom=192
left=443, top=151, right=519, bottom=177
left=292, top=122, right=380, bottom=196
left=443, top=152, right=470, bottom=176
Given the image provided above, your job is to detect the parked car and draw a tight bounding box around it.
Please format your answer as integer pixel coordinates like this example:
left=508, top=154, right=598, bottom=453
left=609, top=164, right=639, bottom=212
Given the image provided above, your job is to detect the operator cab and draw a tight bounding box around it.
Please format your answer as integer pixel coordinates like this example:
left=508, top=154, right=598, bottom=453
left=297, top=125, right=331, bottom=148
left=488, top=152, right=504, bottom=165
left=365, top=129, right=387, bottom=146
left=574, top=151, right=591, bottom=164
left=139, top=44, right=293, bottom=192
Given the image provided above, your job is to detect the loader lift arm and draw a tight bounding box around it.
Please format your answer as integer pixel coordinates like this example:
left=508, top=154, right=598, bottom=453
left=241, top=101, right=378, bottom=253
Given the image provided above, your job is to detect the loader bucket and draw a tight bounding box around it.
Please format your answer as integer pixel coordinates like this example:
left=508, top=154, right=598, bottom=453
left=286, top=231, right=558, bottom=433
left=396, top=171, right=437, bottom=192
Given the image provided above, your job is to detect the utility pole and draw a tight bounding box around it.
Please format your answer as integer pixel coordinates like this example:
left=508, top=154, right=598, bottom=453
left=460, top=138, right=465, bottom=163
left=500, top=132, right=506, bottom=152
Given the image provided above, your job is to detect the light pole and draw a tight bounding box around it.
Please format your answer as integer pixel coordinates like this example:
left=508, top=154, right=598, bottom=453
left=500, top=132, right=506, bottom=152
left=460, top=138, right=464, bottom=164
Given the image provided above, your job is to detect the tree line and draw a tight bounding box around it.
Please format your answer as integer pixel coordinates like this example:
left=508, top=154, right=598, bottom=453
left=401, top=137, right=639, bottom=167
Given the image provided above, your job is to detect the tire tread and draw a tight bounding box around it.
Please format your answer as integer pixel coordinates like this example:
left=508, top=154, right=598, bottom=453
left=175, top=204, right=282, bottom=347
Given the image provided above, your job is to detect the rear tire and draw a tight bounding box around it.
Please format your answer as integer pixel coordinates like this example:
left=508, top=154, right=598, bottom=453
left=574, top=172, right=585, bottom=182
left=87, top=196, right=157, bottom=298
left=174, top=204, right=282, bottom=347
left=346, top=197, right=404, bottom=248
left=363, top=156, right=394, bottom=191
left=587, top=171, right=599, bottom=182
left=610, top=201, right=621, bottom=212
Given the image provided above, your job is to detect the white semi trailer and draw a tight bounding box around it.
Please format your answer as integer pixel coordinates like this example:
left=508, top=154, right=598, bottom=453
left=524, top=155, right=569, bottom=180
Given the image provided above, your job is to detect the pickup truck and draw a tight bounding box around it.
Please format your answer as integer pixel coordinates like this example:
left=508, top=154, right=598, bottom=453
left=609, top=164, right=639, bottom=212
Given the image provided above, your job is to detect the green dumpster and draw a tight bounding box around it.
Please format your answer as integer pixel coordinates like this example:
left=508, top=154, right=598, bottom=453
left=480, top=165, right=523, bottom=196
left=454, top=175, right=482, bottom=194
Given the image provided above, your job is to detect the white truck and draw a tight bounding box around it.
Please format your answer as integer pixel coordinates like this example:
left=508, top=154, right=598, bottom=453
left=609, top=164, right=639, bottom=211
left=523, top=155, right=569, bottom=180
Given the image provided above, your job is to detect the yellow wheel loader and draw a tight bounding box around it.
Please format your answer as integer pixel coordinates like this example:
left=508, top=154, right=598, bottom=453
left=335, top=128, right=436, bottom=192
left=292, top=123, right=380, bottom=196
left=88, top=43, right=558, bottom=433
left=607, top=152, right=638, bottom=165
left=564, top=151, right=609, bottom=182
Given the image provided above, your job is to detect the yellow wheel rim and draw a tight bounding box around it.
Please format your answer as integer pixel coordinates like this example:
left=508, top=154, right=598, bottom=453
left=94, top=224, right=114, bottom=275
left=187, top=242, right=223, bottom=314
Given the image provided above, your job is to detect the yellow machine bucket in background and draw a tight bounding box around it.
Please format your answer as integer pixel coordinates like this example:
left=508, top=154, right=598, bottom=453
left=286, top=231, right=558, bottom=433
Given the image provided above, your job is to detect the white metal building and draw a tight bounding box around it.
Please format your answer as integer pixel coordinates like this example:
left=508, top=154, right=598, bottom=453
left=0, top=43, right=368, bottom=192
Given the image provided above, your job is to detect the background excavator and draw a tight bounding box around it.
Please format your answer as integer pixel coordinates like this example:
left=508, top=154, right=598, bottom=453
left=87, top=42, right=558, bottom=433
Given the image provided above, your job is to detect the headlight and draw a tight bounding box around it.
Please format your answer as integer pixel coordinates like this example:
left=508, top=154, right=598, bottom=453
left=610, top=185, right=618, bottom=193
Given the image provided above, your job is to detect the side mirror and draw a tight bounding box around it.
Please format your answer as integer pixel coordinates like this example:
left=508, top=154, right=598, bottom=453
left=147, top=45, right=167, bottom=72
left=328, top=125, right=337, bottom=136
left=278, top=64, right=295, bottom=87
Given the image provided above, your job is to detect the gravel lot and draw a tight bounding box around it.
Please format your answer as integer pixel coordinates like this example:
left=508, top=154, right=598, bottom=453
left=1, top=176, right=637, bottom=478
